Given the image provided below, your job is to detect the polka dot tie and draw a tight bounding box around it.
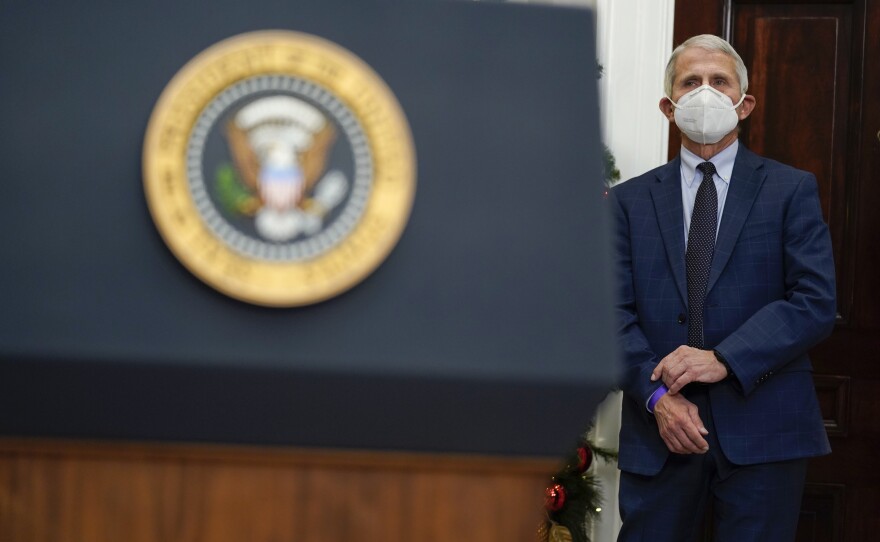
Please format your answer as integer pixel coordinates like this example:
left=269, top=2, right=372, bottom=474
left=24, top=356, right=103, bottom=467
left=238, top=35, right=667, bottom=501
left=686, top=161, right=718, bottom=348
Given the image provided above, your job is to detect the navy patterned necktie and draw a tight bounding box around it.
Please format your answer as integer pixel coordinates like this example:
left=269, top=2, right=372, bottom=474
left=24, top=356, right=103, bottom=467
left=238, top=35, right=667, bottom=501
left=686, top=161, right=718, bottom=348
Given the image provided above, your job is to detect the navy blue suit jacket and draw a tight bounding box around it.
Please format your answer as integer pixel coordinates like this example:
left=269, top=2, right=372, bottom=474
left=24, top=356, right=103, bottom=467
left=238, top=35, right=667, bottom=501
left=610, top=145, right=835, bottom=476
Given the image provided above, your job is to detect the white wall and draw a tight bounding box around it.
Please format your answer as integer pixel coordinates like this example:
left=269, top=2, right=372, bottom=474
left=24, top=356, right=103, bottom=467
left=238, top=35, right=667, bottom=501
left=596, top=0, right=675, bottom=182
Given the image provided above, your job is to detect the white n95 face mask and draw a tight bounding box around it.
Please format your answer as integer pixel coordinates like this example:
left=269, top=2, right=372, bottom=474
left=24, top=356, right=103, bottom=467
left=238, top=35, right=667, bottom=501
left=668, top=85, right=745, bottom=144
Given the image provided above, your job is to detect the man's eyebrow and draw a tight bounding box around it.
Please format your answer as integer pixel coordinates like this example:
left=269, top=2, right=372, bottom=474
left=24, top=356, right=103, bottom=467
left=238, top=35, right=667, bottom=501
left=676, top=71, right=733, bottom=84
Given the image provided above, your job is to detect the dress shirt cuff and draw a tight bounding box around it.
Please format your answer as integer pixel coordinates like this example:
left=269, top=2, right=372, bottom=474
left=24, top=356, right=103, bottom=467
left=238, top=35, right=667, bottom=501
left=713, top=349, right=733, bottom=379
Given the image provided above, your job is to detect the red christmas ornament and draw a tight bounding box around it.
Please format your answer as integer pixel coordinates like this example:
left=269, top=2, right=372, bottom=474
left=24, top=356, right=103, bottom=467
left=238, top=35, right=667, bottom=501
left=544, top=483, right=567, bottom=512
left=576, top=445, right=594, bottom=473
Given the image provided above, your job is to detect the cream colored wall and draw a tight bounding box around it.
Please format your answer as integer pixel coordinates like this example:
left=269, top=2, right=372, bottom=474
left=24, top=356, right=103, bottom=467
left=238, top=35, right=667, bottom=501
left=597, top=0, right=675, bottom=182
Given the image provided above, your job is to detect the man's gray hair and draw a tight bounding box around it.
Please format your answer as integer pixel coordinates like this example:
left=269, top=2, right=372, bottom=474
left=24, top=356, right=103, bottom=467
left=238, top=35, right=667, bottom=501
left=664, top=34, right=749, bottom=97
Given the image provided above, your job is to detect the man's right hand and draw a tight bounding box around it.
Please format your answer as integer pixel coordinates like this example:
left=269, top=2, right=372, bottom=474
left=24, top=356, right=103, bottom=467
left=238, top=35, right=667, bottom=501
left=653, top=393, right=710, bottom=454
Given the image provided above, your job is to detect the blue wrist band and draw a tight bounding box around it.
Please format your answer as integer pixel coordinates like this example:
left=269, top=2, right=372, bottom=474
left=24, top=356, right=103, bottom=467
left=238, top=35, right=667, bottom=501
left=647, top=384, right=669, bottom=413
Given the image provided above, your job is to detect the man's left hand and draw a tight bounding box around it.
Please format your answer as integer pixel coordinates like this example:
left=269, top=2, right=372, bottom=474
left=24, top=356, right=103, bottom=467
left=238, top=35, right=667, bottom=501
left=651, top=346, right=728, bottom=394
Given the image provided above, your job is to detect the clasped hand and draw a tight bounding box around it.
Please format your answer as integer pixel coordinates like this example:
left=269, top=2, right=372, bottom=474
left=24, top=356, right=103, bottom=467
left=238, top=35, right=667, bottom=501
left=651, top=346, right=729, bottom=454
left=651, top=345, right=728, bottom=394
left=653, top=393, right=709, bottom=454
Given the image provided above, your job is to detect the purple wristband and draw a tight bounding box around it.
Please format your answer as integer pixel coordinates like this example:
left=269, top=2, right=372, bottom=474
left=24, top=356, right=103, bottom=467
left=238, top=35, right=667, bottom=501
left=647, top=385, right=669, bottom=413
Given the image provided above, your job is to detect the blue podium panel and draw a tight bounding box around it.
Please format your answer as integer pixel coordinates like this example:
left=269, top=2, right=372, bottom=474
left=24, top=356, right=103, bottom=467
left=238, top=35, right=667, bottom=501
left=0, top=0, right=616, bottom=456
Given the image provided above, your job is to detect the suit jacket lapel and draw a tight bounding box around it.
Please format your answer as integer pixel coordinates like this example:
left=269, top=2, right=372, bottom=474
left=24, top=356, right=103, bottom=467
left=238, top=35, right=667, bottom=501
left=650, top=158, right=687, bottom=305
left=706, top=146, right=765, bottom=293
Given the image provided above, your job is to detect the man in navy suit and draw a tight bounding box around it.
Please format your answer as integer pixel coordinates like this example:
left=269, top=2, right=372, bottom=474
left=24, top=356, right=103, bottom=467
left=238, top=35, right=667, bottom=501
left=611, top=35, right=835, bottom=541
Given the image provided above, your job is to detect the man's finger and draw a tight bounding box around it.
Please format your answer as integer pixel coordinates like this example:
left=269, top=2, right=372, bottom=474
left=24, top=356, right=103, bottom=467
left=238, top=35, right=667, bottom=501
left=667, top=408, right=708, bottom=453
left=669, top=425, right=702, bottom=454
left=689, top=407, right=710, bottom=436
left=667, top=372, right=693, bottom=394
left=680, top=424, right=709, bottom=453
left=651, top=363, right=663, bottom=382
left=662, top=432, right=689, bottom=455
left=653, top=350, right=682, bottom=381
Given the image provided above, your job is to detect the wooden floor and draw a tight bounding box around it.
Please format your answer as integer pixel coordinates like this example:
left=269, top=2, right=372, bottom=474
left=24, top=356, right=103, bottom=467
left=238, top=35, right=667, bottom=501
left=0, top=438, right=558, bottom=542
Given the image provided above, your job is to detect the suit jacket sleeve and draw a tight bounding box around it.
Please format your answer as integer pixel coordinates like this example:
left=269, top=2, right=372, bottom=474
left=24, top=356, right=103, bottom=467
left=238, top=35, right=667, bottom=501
left=715, top=172, right=836, bottom=396
left=610, top=188, right=665, bottom=406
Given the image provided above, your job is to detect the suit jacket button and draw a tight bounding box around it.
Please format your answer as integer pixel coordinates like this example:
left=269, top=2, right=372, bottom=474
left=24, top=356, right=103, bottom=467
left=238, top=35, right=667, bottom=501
left=677, top=314, right=686, bottom=325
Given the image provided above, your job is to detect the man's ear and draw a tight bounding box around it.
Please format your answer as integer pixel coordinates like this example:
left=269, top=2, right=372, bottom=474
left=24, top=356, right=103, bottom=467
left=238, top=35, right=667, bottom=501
left=659, top=97, right=675, bottom=122
left=738, top=94, right=757, bottom=120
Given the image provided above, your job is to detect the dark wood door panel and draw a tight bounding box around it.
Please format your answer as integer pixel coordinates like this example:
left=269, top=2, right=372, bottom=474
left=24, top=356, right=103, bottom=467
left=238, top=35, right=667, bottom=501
left=733, top=3, right=856, bottom=323
left=811, top=327, right=880, bottom=378
left=733, top=6, right=850, bottom=189
left=797, top=483, right=845, bottom=542
left=814, top=374, right=850, bottom=437
left=851, top=0, right=880, bottom=329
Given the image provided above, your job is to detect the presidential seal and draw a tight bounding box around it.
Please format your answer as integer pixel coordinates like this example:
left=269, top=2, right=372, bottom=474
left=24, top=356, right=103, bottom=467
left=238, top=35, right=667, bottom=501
left=143, top=31, right=415, bottom=306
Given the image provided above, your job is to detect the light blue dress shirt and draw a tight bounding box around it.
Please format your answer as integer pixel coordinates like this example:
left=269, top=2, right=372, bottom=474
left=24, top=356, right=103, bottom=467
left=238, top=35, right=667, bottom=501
left=680, top=139, right=738, bottom=247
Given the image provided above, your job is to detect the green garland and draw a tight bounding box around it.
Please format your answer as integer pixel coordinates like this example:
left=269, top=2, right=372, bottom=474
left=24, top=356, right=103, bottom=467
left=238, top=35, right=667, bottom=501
left=598, top=61, right=622, bottom=187
left=539, top=434, right=618, bottom=542
left=603, top=145, right=621, bottom=186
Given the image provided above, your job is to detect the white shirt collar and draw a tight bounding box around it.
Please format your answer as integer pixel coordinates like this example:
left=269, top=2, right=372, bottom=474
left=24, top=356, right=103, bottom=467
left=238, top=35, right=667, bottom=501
left=680, top=139, right=738, bottom=187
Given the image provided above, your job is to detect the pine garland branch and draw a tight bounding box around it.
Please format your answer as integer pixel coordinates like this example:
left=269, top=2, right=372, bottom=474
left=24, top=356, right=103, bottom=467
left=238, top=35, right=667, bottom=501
left=539, top=431, right=619, bottom=542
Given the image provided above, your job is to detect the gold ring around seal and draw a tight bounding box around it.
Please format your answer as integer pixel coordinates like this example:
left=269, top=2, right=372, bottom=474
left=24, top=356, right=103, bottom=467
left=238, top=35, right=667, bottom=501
left=143, top=31, right=416, bottom=307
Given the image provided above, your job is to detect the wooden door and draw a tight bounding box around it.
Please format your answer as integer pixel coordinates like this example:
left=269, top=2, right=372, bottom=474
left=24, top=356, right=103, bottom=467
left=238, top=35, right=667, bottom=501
left=673, top=0, right=880, bottom=540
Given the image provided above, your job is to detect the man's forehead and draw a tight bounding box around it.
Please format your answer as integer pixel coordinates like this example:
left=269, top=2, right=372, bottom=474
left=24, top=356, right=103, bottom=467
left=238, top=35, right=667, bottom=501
left=676, top=47, right=737, bottom=69
left=674, top=48, right=738, bottom=76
